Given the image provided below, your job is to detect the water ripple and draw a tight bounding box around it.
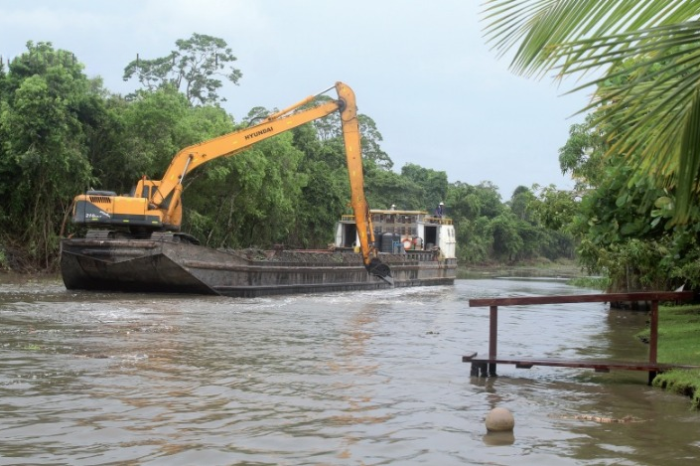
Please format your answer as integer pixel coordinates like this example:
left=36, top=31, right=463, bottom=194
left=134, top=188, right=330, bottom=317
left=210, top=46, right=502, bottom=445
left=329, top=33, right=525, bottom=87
left=0, top=280, right=698, bottom=465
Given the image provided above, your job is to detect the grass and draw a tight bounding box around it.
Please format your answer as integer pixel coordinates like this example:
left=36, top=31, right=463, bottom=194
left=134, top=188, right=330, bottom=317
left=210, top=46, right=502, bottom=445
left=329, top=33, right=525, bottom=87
left=567, top=276, right=610, bottom=290
left=636, top=304, right=700, bottom=409
left=457, top=259, right=587, bottom=280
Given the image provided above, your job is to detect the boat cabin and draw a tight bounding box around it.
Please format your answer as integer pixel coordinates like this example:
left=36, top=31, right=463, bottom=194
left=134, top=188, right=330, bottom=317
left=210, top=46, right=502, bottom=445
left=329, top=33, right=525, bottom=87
left=335, top=209, right=456, bottom=259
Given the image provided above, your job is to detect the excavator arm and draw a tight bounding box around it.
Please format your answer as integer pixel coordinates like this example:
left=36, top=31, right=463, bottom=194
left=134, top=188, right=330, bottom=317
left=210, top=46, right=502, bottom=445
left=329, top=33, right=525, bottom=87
left=72, top=82, right=391, bottom=282
left=152, top=88, right=346, bottom=221
left=333, top=84, right=391, bottom=281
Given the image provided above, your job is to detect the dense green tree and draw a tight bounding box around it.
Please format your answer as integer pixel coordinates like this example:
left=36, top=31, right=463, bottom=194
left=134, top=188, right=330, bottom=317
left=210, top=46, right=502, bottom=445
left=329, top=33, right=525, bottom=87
left=490, top=212, right=524, bottom=262
left=504, top=186, right=576, bottom=262
left=400, top=163, right=448, bottom=211
left=365, top=165, right=424, bottom=210
left=92, top=87, right=198, bottom=194
left=554, top=113, right=690, bottom=290
left=123, top=33, right=242, bottom=106
left=444, top=180, right=575, bottom=265
left=288, top=123, right=351, bottom=248
left=528, top=185, right=578, bottom=233
left=470, top=181, right=503, bottom=218
left=506, top=187, right=541, bottom=261
left=446, top=181, right=504, bottom=264
left=509, top=185, right=536, bottom=222
left=518, top=185, right=578, bottom=260
left=358, top=114, right=393, bottom=170
left=0, top=59, right=7, bottom=98
left=184, top=132, right=306, bottom=248
left=558, top=114, right=607, bottom=192
left=0, top=42, right=99, bottom=269
left=307, top=97, right=393, bottom=170
left=447, top=182, right=484, bottom=221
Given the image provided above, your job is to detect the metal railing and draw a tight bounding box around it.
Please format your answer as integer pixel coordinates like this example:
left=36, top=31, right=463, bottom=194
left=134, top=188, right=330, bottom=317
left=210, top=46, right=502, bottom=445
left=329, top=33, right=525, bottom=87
left=465, top=291, right=696, bottom=384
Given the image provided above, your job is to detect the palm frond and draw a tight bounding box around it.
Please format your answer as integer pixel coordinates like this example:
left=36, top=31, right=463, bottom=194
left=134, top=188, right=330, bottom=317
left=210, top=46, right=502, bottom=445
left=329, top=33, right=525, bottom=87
left=482, top=0, right=700, bottom=220
left=482, top=0, right=700, bottom=76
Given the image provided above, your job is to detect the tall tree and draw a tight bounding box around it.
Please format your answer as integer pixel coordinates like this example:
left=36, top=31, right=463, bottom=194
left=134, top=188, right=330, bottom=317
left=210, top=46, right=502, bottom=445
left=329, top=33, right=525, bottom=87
left=400, top=163, right=448, bottom=211
left=446, top=181, right=504, bottom=264
left=306, top=96, right=393, bottom=169
left=365, top=166, right=424, bottom=210
left=123, top=33, right=242, bottom=105
left=482, top=1, right=700, bottom=220
left=508, top=185, right=536, bottom=222
left=0, top=41, right=98, bottom=268
left=558, top=114, right=608, bottom=193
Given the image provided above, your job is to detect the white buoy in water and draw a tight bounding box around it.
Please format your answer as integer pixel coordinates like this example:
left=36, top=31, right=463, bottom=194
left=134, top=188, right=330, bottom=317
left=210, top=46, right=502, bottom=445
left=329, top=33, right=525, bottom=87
left=485, top=407, right=515, bottom=432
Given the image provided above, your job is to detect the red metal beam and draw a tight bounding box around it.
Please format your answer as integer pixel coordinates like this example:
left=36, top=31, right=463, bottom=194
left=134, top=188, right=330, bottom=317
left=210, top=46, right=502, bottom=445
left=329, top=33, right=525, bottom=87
left=462, top=356, right=699, bottom=372
left=469, top=291, right=694, bottom=308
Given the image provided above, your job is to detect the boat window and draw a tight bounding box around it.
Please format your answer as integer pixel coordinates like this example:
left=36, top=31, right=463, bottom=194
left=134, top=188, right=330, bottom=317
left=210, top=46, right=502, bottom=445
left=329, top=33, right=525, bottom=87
left=343, top=224, right=357, bottom=248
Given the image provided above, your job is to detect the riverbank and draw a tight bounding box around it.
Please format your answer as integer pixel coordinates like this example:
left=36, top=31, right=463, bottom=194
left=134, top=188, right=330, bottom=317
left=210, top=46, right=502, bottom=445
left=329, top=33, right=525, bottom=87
left=457, top=260, right=588, bottom=280
left=0, top=271, right=60, bottom=285
left=637, top=304, right=700, bottom=410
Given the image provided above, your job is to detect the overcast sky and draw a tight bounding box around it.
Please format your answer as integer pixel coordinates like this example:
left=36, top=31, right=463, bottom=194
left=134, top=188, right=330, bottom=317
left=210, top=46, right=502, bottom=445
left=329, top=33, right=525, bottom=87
left=1, top=0, right=592, bottom=200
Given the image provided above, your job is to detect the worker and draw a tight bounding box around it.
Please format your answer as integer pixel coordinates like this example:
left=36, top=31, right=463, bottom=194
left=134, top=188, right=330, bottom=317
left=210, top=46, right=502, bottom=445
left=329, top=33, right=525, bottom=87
left=435, top=202, right=445, bottom=218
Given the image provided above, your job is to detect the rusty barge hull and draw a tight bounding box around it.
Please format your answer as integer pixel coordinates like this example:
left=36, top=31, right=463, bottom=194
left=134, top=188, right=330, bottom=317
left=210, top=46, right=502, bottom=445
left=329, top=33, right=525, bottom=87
left=60, top=238, right=457, bottom=298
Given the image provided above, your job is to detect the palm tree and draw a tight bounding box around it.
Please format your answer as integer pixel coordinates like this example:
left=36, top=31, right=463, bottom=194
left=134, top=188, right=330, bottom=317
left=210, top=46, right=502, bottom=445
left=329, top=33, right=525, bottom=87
left=482, top=1, right=700, bottom=221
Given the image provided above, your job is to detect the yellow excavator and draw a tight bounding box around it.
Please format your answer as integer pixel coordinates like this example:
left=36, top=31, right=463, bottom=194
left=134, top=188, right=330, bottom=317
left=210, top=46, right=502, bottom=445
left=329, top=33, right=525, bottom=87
left=71, top=82, right=391, bottom=282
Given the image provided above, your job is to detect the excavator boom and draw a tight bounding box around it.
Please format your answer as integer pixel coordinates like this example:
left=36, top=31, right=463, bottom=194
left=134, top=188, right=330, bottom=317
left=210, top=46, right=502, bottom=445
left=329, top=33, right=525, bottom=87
left=72, top=82, right=391, bottom=283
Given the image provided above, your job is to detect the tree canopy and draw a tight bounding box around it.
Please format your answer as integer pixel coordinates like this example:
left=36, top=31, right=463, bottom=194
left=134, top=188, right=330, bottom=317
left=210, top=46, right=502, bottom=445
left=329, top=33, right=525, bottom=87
left=123, top=33, right=242, bottom=105
left=0, top=35, right=575, bottom=272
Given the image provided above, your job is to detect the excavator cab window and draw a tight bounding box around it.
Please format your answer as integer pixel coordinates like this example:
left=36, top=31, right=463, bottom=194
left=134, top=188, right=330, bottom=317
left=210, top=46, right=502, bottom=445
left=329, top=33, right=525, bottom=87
left=128, top=185, right=151, bottom=199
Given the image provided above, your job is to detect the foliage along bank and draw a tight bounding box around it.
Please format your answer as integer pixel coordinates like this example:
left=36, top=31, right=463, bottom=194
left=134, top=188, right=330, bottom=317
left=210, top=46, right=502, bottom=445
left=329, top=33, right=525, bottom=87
left=0, top=37, right=575, bottom=273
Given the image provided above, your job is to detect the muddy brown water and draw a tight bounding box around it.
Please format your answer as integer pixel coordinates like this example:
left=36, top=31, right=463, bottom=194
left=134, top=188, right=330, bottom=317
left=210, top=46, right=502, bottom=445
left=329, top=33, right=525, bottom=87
left=0, top=278, right=698, bottom=465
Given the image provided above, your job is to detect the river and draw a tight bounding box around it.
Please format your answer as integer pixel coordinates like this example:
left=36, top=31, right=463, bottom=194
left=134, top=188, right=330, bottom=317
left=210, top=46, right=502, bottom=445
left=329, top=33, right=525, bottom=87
left=0, top=278, right=698, bottom=465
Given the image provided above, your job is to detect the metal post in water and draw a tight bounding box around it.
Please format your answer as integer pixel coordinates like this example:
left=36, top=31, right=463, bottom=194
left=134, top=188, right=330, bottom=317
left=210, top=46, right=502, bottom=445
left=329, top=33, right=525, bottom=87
left=489, top=305, right=498, bottom=377
left=648, top=300, right=659, bottom=384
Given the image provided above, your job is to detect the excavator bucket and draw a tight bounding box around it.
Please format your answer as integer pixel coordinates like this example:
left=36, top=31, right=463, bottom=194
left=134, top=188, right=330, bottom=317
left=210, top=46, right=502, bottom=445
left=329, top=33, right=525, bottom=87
left=367, top=258, right=393, bottom=285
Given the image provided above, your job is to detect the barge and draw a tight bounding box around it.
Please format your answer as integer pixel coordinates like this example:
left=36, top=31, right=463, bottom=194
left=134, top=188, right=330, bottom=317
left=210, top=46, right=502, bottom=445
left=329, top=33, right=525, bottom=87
left=60, top=208, right=457, bottom=297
